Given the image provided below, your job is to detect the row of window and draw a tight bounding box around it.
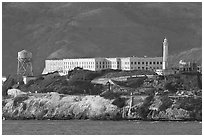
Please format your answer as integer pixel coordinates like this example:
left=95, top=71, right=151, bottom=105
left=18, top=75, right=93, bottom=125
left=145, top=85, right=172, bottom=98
left=96, top=62, right=108, bottom=65
left=123, top=66, right=162, bottom=70
left=64, top=65, right=95, bottom=69
left=48, top=61, right=162, bottom=67
left=64, top=61, right=95, bottom=65
left=131, top=66, right=162, bottom=70
left=96, top=61, right=119, bottom=65
left=96, top=65, right=110, bottom=69
left=63, top=64, right=120, bottom=69
left=125, top=61, right=162, bottom=65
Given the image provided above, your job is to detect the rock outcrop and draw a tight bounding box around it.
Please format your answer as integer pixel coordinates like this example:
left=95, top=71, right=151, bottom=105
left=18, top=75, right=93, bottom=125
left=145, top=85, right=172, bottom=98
left=3, top=92, right=121, bottom=120
left=2, top=88, right=202, bottom=121
left=7, top=89, right=27, bottom=97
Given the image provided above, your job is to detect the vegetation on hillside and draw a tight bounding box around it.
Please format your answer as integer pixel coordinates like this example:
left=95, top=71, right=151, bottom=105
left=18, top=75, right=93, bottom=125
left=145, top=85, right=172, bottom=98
left=2, top=68, right=202, bottom=121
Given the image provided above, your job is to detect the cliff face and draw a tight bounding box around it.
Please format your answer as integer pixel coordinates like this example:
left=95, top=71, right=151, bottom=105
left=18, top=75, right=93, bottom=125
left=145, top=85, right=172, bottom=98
left=2, top=92, right=202, bottom=121
left=3, top=93, right=121, bottom=120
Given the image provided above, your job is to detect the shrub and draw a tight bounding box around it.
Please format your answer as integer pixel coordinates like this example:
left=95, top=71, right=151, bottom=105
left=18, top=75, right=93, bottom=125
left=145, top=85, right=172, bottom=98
left=137, top=95, right=154, bottom=119
left=13, top=94, right=29, bottom=107
left=179, top=97, right=202, bottom=111
left=164, top=81, right=177, bottom=92
left=145, top=88, right=156, bottom=96
left=179, top=73, right=202, bottom=90
left=112, top=97, right=127, bottom=108
left=58, top=86, right=73, bottom=94
left=159, top=95, right=173, bottom=111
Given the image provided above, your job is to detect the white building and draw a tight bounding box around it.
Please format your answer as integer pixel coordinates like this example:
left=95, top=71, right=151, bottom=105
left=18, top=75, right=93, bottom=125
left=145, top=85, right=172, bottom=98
left=42, top=38, right=167, bottom=75
left=42, top=56, right=163, bottom=75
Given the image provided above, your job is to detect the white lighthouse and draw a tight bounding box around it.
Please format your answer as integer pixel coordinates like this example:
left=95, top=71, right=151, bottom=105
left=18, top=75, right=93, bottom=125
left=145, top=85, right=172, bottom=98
left=162, top=37, right=168, bottom=70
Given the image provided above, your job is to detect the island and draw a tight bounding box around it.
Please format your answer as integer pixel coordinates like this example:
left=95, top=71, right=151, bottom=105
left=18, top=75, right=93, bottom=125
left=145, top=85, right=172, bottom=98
left=2, top=69, right=202, bottom=121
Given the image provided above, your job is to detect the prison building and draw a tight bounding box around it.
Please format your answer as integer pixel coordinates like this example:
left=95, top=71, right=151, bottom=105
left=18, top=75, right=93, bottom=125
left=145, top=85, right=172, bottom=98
left=43, top=56, right=163, bottom=75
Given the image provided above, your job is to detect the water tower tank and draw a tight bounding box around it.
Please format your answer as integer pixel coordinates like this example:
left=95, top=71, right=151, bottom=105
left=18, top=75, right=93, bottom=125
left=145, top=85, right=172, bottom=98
left=18, top=50, right=32, bottom=60
left=17, top=50, right=33, bottom=80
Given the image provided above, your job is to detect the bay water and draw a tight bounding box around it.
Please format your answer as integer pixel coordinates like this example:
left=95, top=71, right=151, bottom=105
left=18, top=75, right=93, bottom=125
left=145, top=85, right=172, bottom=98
left=2, top=120, right=202, bottom=135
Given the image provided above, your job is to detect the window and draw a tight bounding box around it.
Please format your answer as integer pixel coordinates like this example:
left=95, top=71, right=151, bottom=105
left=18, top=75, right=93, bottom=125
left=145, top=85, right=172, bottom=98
left=138, top=67, right=140, bottom=69
left=138, top=62, right=140, bottom=65
left=146, top=62, right=148, bottom=65
left=157, top=62, right=159, bottom=64
left=134, top=62, right=137, bottom=65
left=150, top=62, right=152, bottom=65
left=142, top=62, right=144, bottom=65
left=153, top=62, right=155, bottom=65
left=131, top=62, right=133, bottom=65
left=146, top=67, right=148, bottom=70
left=160, top=62, right=162, bottom=64
left=142, top=67, right=144, bottom=70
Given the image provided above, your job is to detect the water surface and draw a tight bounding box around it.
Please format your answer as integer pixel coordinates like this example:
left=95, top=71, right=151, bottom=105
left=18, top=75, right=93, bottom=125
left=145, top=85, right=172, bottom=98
left=2, top=120, right=202, bottom=135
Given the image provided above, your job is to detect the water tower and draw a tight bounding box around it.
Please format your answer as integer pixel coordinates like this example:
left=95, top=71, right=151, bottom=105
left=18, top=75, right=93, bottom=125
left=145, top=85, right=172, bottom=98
left=17, top=50, right=33, bottom=79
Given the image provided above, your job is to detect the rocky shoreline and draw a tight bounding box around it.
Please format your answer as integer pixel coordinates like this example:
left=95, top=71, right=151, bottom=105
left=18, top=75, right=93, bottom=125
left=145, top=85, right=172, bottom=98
left=2, top=70, right=202, bottom=121
left=2, top=91, right=201, bottom=121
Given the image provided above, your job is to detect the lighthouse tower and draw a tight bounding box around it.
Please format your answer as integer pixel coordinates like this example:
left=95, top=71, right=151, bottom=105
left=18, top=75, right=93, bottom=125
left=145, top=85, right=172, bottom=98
left=162, top=37, right=168, bottom=70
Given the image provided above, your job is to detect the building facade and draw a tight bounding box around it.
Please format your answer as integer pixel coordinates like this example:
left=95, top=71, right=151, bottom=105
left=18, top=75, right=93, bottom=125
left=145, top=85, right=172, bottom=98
left=42, top=59, right=63, bottom=74
left=42, top=38, right=168, bottom=75
left=179, top=60, right=199, bottom=72
left=42, top=56, right=163, bottom=75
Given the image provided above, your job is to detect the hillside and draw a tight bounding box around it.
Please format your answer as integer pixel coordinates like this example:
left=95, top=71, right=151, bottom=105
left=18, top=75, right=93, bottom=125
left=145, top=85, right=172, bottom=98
left=168, top=48, right=202, bottom=67
left=2, top=2, right=201, bottom=76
